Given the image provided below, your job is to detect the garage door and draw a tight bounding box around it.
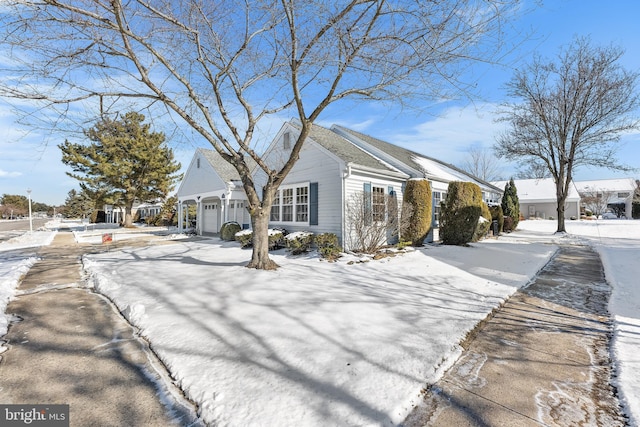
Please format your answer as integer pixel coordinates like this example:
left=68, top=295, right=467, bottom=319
left=202, top=202, right=219, bottom=233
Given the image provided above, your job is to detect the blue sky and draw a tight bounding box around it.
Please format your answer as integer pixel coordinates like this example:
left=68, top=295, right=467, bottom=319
left=1, top=0, right=639, bottom=206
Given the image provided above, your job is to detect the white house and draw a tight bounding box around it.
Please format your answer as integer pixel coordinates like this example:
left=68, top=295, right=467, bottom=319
left=177, top=120, right=503, bottom=247
left=176, top=148, right=252, bottom=234
left=575, top=178, right=637, bottom=218
left=493, top=178, right=581, bottom=220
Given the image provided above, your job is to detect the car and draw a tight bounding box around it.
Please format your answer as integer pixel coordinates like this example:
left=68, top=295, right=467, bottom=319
left=601, top=212, right=617, bottom=219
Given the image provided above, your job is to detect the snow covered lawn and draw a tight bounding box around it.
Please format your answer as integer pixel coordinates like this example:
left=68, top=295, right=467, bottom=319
left=83, top=233, right=555, bottom=425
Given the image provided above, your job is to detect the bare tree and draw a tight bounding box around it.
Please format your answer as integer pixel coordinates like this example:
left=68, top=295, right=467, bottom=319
left=579, top=187, right=614, bottom=217
left=1, top=0, right=521, bottom=269
left=515, top=160, right=550, bottom=180
left=460, top=146, right=503, bottom=182
left=345, top=191, right=411, bottom=254
left=495, top=38, right=640, bottom=233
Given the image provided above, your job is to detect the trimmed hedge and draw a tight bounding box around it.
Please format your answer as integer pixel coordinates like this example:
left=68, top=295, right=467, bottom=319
left=221, top=221, right=241, bottom=241
left=402, top=179, right=432, bottom=246
left=489, top=205, right=504, bottom=233
left=440, top=181, right=483, bottom=246
left=473, top=202, right=492, bottom=242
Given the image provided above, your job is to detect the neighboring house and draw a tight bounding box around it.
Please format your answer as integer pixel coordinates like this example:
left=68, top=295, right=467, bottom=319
left=103, top=200, right=164, bottom=224
left=493, top=178, right=581, bottom=220
left=176, top=148, right=252, bottom=234
left=177, top=120, right=503, bottom=247
left=136, top=201, right=164, bottom=221
left=575, top=178, right=637, bottom=218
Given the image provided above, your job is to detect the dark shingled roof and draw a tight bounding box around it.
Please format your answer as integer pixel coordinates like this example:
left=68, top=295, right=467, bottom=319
left=333, top=125, right=501, bottom=191
left=291, top=122, right=399, bottom=173
left=198, top=148, right=241, bottom=181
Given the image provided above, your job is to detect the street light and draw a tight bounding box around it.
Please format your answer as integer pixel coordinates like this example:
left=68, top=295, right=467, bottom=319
left=27, top=188, right=33, bottom=233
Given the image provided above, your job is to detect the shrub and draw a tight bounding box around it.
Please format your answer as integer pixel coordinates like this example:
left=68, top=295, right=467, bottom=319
left=285, top=231, right=314, bottom=255
left=501, top=178, right=520, bottom=230
left=221, top=221, right=241, bottom=241
left=473, top=202, right=492, bottom=242
left=235, top=228, right=284, bottom=250
left=440, top=181, right=483, bottom=245
left=503, top=216, right=514, bottom=232
left=402, top=179, right=432, bottom=246
left=235, top=229, right=253, bottom=248
left=269, top=228, right=286, bottom=250
left=315, top=233, right=342, bottom=261
left=488, top=205, right=504, bottom=233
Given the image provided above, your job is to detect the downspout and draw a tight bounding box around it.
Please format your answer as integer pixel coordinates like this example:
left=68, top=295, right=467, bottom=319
left=341, top=164, right=353, bottom=250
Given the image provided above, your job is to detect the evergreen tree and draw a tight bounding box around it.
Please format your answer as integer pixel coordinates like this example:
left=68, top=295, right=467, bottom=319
left=402, top=179, right=432, bottom=246
left=440, top=181, right=483, bottom=245
left=63, top=189, right=95, bottom=219
left=59, top=112, right=182, bottom=227
left=501, top=178, right=520, bottom=230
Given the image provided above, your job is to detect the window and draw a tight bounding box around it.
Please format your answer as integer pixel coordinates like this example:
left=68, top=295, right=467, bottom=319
left=283, top=132, right=291, bottom=150
left=282, top=188, right=294, bottom=221
left=372, top=187, right=386, bottom=222
left=270, top=191, right=280, bottom=221
left=270, top=184, right=311, bottom=224
left=296, top=187, right=309, bottom=222
left=618, top=192, right=630, bottom=198
left=433, top=191, right=446, bottom=224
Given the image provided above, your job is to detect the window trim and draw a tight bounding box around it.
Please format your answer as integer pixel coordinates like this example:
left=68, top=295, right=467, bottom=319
left=270, top=183, right=311, bottom=225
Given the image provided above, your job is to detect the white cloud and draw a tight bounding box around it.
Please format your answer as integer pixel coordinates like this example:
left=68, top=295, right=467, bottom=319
left=387, top=103, right=505, bottom=160
left=0, top=169, right=22, bottom=178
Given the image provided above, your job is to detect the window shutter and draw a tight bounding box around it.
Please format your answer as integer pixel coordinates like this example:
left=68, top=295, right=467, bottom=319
left=364, top=182, right=372, bottom=226
left=388, top=186, right=398, bottom=222
left=310, top=182, right=319, bottom=225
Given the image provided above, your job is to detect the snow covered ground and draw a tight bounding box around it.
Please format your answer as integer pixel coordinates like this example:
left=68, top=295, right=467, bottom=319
left=1, top=219, right=638, bottom=426
left=80, top=217, right=640, bottom=427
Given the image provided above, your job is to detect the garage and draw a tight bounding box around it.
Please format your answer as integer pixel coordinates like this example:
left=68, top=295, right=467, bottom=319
left=202, top=201, right=220, bottom=233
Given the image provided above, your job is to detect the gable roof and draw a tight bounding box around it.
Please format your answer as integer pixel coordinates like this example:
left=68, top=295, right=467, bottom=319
left=198, top=148, right=241, bottom=182
left=331, top=125, right=502, bottom=192
left=288, top=122, right=402, bottom=174
left=574, top=178, right=637, bottom=193
left=493, top=178, right=580, bottom=202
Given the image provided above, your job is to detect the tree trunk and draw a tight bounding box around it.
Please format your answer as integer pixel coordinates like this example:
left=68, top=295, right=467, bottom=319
left=246, top=208, right=279, bottom=270
left=124, top=202, right=135, bottom=228
left=556, top=193, right=567, bottom=233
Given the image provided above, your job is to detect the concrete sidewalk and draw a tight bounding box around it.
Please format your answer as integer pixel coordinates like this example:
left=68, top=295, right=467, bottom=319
left=0, top=230, right=200, bottom=426
left=404, top=245, right=627, bottom=426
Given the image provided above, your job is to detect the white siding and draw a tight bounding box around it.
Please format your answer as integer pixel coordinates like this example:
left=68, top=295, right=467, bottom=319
left=343, top=172, right=406, bottom=250
left=257, top=137, right=344, bottom=237
left=177, top=153, right=228, bottom=197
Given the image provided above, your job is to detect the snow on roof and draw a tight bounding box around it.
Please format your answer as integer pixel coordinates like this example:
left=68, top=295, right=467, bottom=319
left=574, top=177, right=637, bottom=193
left=492, top=178, right=580, bottom=202
left=411, top=155, right=493, bottom=190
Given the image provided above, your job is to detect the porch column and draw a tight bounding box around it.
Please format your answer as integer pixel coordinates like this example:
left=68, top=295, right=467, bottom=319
left=196, top=198, right=202, bottom=235
left=220, top=194, right=227, bottom=225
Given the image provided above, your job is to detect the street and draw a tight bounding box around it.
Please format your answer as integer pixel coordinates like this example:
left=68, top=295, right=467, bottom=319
left=0, top=219, right=49, bottom=242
